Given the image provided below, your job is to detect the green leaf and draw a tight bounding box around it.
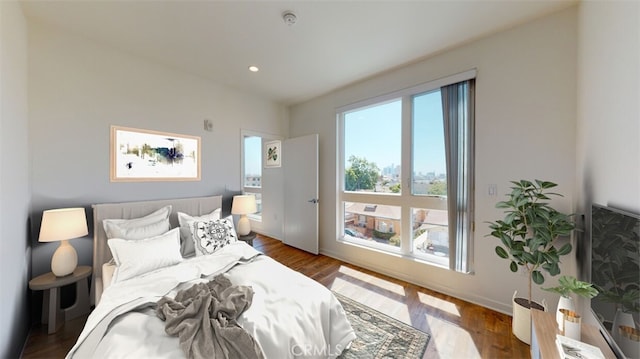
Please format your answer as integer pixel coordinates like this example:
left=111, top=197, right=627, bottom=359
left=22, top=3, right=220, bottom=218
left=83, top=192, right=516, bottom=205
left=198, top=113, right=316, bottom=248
left=532, top=271, right=545, bottom=285
left=496, top=201, right=511, bottom=209
left=515, top=197, right=530, bottom=208
left=538, top=180, right=557, bottom=189
left=510, top=261, right=518, bottom=272
left=521, top=180, right=534, bottom=188
left=522, top=252, right=536, bottom=264
left=545, top=262, right=561, bottom=276
left=557, top=243, right=572, bottom=256
left=500, top=234, right=512, bottom=249
left=504, top=212, right=517, bottom=225
left=495, top=246, right=509, bottom=259
left=535, top=193, right=550, bottom=200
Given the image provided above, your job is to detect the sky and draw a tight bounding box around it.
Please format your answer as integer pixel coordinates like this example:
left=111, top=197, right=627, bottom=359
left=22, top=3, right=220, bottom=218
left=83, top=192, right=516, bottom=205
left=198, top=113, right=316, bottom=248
left=344, top=90, right=446, bottom=175
left=244, top=89, right=447, bottom=177
left=244, top=136, right=262, bottom=176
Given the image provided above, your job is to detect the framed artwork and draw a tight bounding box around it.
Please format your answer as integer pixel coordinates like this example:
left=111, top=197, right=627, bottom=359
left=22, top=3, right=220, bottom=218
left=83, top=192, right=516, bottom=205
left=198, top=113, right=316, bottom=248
left=110, top=126, right=201, bottom=182
left=264, top=140, right=281, bottom=168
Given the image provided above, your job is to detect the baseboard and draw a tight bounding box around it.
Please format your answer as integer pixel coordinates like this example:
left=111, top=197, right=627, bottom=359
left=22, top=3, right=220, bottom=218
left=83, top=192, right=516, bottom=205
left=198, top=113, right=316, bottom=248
left=254, top=230, right=283, bottom=242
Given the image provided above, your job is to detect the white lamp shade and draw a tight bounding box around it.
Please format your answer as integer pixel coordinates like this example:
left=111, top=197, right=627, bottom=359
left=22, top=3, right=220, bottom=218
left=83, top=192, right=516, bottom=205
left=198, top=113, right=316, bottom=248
left=231, top=195, right=257, bottom=215
left=39, top=208, right=88, bottom=242
left=39, top=207, right=87, bottom=277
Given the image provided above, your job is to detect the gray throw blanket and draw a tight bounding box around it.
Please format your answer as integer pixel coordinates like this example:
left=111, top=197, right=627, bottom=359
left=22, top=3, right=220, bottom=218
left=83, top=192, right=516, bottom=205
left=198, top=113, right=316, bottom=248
left=156, top=275, right=264, bottom=359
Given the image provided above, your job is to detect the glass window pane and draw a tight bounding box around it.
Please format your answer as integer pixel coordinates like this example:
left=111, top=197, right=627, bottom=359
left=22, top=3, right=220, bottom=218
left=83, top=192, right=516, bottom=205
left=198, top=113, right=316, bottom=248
left=412, top=90, right=447, bottom=196
left=344, top=202, right=401, bottom=248
left=246, top=192, right=262, bottom=218
left=412, top=207, right=449, bottom=260
left=344, top=100, right=401, bottom=193
left=244, top=136, right=261, bottom=188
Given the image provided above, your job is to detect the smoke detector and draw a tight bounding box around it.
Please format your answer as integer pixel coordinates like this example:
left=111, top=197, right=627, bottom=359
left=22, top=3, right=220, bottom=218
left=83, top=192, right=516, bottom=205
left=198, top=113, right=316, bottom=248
left=282, top=11, right=297, bottom=26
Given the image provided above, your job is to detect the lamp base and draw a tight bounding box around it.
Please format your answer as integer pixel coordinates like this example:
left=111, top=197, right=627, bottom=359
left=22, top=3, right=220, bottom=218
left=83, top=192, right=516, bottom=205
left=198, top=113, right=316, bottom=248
left=51, top=240, right=78, bottom=277
left=237, top=215, right=251, bottom=236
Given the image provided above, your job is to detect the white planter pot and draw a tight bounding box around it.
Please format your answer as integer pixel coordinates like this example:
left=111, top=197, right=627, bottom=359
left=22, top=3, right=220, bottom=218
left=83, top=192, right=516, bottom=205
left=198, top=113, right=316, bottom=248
left=556, top=295, right=575, bottom=330
left=618, top=325, right=640, bottom=359
left=512, top=290, right=547, bottom=345
left=612, top=308, right=636, bottom=342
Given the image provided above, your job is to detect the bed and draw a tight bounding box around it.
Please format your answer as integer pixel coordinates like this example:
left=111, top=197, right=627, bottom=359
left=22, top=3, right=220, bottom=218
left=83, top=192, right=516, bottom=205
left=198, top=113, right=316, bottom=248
left=67, top=195, right=355, bottom=359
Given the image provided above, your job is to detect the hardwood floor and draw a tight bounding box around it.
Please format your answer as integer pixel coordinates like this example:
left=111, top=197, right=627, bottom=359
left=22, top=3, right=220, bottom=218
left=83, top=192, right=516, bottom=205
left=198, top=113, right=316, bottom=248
left=253, top=235, right=530, bottom=359
left=22, top=234, right=530, bottom=358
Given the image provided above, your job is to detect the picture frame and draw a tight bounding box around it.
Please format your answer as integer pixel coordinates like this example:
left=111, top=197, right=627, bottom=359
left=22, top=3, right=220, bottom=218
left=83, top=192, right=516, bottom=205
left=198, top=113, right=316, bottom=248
left=264, top=140, right=281, bottom=168
left=110, top=126, right=201, bottom=182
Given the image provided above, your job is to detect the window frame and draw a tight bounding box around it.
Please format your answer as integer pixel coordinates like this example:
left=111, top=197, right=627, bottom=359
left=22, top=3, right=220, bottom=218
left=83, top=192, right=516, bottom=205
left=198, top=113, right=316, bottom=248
left=336, top=69, right=476, bottom=272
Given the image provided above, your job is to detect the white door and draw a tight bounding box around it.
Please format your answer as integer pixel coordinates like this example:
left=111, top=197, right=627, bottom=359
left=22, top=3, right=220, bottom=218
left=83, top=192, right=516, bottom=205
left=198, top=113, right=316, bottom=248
left=283, top=134, right=319, bottom=254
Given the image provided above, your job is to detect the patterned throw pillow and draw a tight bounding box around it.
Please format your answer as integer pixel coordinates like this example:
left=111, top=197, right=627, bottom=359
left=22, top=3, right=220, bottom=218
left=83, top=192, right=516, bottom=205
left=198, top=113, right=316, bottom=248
left=177, top=208, right=222, bottom=258
left=191, top=216, right=237, bottom=256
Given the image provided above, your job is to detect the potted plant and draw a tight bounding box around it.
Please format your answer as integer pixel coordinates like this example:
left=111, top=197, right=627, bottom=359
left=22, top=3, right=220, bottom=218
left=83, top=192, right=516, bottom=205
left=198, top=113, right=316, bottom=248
left=543, top=275, right=599, bottom=329
left=487, top=180, right=575, bottom=344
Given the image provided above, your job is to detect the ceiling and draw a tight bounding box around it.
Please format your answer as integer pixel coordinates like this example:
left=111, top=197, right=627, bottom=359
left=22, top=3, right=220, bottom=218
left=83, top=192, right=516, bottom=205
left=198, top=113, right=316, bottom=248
left=21, top=0, right=576, bottom=106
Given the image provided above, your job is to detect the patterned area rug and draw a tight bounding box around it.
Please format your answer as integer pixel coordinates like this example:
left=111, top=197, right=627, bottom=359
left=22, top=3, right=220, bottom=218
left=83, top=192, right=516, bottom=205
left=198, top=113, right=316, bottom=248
left=335, top=292, right=430, bottom=359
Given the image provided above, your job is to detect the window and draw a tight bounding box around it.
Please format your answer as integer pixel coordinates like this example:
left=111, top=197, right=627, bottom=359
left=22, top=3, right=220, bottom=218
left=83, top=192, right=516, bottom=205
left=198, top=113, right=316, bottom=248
left=338, top=70, right=475, bottom=272
left=242, top=134, right=262, bottom=220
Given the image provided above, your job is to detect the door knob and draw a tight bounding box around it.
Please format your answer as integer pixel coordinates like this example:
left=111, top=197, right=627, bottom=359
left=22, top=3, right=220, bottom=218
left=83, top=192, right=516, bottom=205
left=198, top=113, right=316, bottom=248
left=308, top=198, right=319, bottom=204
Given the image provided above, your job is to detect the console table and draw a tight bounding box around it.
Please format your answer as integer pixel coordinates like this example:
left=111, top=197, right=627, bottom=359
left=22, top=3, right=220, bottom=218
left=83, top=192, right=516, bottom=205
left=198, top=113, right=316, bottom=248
left=531, top=309, right=616, bottom=359
left=29, top=266, right=92, bottom=334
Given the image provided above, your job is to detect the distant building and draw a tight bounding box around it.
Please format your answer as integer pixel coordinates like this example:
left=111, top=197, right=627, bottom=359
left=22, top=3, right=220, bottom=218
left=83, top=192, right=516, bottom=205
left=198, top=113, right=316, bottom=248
left=244, top=175, right=261, bottom=187
left=344, top=202, right=401, bottom=237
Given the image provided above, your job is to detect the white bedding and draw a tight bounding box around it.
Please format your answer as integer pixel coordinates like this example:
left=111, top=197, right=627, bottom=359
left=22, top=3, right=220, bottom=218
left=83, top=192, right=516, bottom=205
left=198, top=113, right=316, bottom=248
left=101, top=262, right=115, bottom=291
left=67, top=242, right=356, bottom=359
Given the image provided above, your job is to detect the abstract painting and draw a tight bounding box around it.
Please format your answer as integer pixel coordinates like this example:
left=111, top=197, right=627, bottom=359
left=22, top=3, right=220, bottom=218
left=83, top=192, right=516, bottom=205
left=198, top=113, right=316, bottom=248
left=110, top=126, right=201, bottom=182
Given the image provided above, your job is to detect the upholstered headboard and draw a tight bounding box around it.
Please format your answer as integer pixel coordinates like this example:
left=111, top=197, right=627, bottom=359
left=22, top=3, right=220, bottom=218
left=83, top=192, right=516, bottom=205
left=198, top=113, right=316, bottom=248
left=91, top=195, right=222, bottom=305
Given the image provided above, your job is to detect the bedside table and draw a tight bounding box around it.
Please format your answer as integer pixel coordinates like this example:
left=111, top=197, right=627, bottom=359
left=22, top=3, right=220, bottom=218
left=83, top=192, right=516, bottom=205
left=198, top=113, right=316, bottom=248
left=238, top=231, right=256, bottom=246
left=29, top=266, right=92, bottom=334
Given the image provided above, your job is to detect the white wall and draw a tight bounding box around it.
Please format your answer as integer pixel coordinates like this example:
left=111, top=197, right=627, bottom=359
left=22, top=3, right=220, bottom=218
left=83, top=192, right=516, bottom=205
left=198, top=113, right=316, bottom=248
left=290, top=8, right=578, bottom=314
left=576, top=1, right=639, bottom=216
left=0, top=1, right=31, bottom=357
left=28, top=19, right=288, bottom=277
left=575, top=0, right=640, bottom=318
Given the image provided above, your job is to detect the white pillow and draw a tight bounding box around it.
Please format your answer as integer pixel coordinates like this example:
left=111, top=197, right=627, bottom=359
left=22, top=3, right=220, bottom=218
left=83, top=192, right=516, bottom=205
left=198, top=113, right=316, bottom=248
left=191, top=216, right=237, bottom=257
left=108, top=228, right=182, bottom=284
left=177, top=208, right=221, bottom=257
left=103, top=205, right=172, bottom=240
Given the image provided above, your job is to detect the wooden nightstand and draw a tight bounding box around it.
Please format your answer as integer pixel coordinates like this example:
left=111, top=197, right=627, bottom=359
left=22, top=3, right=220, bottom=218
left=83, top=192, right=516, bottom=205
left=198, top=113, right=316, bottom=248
left=238, top=231, right=256, bottom=246
left=29, top=266, right=92, bottom=334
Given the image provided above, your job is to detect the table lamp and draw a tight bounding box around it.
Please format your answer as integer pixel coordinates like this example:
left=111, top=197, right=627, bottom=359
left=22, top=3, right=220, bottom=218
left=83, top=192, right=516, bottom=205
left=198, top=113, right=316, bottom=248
left=231, top=195, right=257, bottom=236
left=39, top=207, right=88, bottom=277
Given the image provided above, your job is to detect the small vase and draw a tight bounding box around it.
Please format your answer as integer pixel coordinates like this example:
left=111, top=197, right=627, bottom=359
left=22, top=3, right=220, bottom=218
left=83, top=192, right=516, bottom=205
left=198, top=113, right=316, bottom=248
left=556, top=296, right=575, bottom=330
left=560, top=309, right=581, bottom=340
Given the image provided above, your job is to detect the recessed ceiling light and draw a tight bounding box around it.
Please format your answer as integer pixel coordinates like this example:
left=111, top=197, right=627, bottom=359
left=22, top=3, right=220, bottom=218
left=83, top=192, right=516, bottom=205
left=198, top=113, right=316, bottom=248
left=248, top=66, right=259, bottom=72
